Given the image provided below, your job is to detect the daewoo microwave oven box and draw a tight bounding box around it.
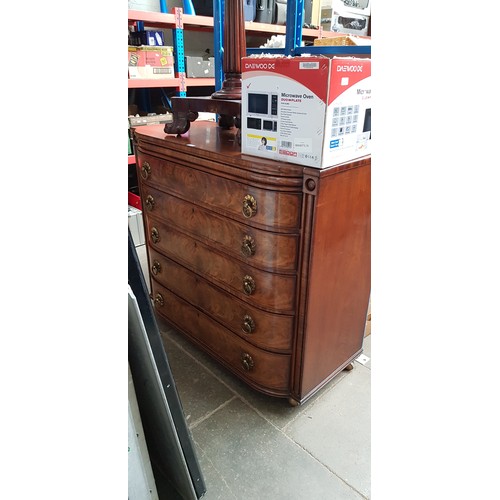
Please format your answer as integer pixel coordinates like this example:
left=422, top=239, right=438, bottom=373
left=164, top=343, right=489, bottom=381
left=241, top=55, right=371, bottom=169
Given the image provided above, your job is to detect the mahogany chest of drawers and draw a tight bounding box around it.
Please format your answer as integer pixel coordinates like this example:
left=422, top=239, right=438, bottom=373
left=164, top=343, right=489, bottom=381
left=133, top=122, right=370, bottom=405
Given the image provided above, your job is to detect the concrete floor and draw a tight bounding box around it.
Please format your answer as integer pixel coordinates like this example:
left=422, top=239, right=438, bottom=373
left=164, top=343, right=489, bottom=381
left=137, top=244, right=371, bottom=500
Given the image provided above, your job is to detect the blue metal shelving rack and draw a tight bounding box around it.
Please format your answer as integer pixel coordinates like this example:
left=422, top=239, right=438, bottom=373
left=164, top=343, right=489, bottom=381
left=171, top=7, right=187, bottom=97
left=213, top=0, right=225, bottom=92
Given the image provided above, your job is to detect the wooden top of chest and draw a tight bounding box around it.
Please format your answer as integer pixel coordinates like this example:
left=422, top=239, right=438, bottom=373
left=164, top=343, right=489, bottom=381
left=133, top=121, right=369, bottom=179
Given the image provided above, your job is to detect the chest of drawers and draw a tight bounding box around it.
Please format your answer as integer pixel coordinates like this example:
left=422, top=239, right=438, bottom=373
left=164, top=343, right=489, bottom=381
left=134, top=122, right=370, bottom=405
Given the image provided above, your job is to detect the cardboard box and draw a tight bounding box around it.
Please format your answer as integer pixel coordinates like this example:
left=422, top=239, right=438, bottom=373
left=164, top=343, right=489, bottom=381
left=313, top=34, right=371, bottom=46
left=330, top=13, right=369, bottom=36
left=128, top=206, right=145, bottom=247
left=332, top=0, right=371, bottom=16
left=129, top=30, right=165, bottom=46
left=139, top=30, right=165, bottom=46
left=241, top=55, right=371, bottom=169
left=128, top=191, right=142, bottom=210
left=184, top=56, right=215, bottom=78
left=128, top=46, right=175, bottom=79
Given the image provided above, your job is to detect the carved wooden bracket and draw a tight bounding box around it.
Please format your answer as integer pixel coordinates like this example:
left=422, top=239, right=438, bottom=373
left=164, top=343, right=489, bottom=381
left=164, top=96, right=241, bottom=135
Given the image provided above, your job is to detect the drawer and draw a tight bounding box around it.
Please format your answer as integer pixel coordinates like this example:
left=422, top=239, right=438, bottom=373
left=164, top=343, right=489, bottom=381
left=137, top=152, right=301, bottom=231
left=146, top=215, right=297, bottom=313
left=152, top=281, right=291, bottom=395
left=142, top=185, right=299, bottom=273
left=149, top=248, right=294, bottom=352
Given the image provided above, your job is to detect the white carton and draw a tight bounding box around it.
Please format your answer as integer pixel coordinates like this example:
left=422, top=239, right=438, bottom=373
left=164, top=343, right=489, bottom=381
left=128, top=206, right=145, bottom=247
left=332, top=0, right=371, bottom=17
left=330, top=12, right=370, bottom=36
left=241, top=55, right=371, bottom=169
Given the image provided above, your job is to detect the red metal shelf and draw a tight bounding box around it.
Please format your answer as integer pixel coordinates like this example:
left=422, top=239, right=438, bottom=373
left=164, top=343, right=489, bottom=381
left=128, top=77, right=215, bottom=89
left=128, top=10, right=213, bottom=30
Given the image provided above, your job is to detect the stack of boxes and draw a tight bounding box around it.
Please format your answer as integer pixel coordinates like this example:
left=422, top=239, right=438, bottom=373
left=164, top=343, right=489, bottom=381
left=128, top=27, right=214, bottom=79
left=128, top=29, right=175, bottom=80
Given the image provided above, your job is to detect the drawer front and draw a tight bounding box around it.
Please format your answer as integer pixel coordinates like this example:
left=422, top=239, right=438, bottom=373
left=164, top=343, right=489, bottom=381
left=137, top=152, right=301, bottom=230
left=146, top=216, right=296, bottom=313
left=152, top=281, right=291, bottom=395
left=142, top=185, right=299, bottom=272
left=149, top=249, right=294, bottom=352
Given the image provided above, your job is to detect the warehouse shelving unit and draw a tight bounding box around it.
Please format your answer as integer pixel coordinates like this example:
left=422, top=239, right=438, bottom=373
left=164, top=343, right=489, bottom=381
left=128, top=8, right=216, bottom=96
left=128, top=1, right=371, bottom=95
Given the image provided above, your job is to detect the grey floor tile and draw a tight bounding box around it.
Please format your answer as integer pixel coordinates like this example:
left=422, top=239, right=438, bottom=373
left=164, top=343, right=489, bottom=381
left=358, top=335, right=371, bottom=369
left=227, top=369, right=352, bottom=430
left=192, top=398, right=365, bottom=500
left=285, top=365, right=371, bottom=498
left=194, top=446, right=238, bottom=500
left=160, top=333, right=235, bottom=427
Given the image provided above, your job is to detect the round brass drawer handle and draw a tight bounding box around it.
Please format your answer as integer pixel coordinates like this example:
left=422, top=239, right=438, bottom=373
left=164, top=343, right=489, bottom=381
left=241, top=353, right=254, bottom=372
left=154, top=293, right=164, bottom=307
left=242, top=314, right=256, bottom=334
left=145, top=195, right=155, bottom=211
left=151, top=227, right=160, bottom=244
left=242, top=275, right=256, bottom=295
left=241, top=235, right=256, bottom=257
left=140, top=161, right=151, bottom=180
left=242, top=194, right=257, bottom=218
left=151, top=260, right=161, bottom=276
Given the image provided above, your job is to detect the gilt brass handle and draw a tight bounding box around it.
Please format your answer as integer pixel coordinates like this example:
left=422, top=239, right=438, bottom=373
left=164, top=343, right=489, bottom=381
left=154, top=293, right=164, bottom=307
left=151, top=227, right=160, bottom=244
left=241, top=353, right=254, bottom=372
left=141, top=161, right=151, bottom=180
left=242, top=275, right=256, bottom=295
left=145, top=195, right=155, bottom=211
left=241, top=235, right=256, bottom=257
left=242, top=194, right=257, bottom=218
left=151, top=260, right=161, bottom=275
left=242, top=314, right=256, bottom=334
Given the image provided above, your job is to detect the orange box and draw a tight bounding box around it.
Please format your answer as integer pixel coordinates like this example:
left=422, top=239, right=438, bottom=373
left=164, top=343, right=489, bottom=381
left=313, top=34, right=370, bottom=47
left=128, top=45, right=174, bottom=80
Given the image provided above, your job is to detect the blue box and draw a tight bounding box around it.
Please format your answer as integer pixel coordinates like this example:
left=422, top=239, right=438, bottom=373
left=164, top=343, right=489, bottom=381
left=244, top=0, right=256, bottom=21
left=139, top=30, right=164, bottom=46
